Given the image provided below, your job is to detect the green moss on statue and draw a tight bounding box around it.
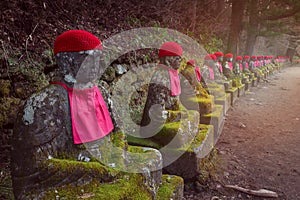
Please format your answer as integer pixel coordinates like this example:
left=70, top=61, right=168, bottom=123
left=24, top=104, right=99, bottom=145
left=157, top=175, right=184, bottom=200
left=41, top=173, right=152, bottom=200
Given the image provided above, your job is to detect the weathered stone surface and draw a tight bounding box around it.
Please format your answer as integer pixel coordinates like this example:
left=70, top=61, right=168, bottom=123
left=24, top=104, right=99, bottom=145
left=226, top=87, right=238, bottom=106
left=252, top=77, right=258, bottom=87
left=200, top=105, right=224, bottom=143
left=114, top=64, right=127, bottom=75
left=238, top=84, right=245, bottom=97
left=11, top=50, right=164, bottom=199
left=162, top=124, right=214, bottom=180
left=157, top=175, right=184, bottom=200
left=102, top=66, right=116, bottom=82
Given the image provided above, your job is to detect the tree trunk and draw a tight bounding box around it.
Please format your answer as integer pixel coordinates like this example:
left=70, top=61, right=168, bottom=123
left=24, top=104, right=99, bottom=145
left=286, top=35, right=300, bottom=62
left=190, top=0, right=198, bottom=32
left=245, top=0, right=259, bottom=56
left=226, top=0, right=246, bottom=56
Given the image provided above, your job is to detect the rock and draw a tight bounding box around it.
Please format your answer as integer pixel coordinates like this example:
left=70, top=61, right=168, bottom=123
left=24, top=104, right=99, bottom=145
left=102, top=66, right=116, bottom=82
left=114, top=64, right=127, bottom=75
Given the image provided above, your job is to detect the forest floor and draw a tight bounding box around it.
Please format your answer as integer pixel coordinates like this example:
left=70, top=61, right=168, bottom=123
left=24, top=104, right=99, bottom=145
left=184, top=64, right=300, bottom=200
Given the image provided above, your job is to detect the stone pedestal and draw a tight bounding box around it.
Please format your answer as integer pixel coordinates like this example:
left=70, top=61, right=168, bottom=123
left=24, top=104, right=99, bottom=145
left=238, top=84, right=245, bottom=97
left=252, top=77, right=258, bottom=87
left=226, top=87, right=238, bottom=106
left=127, top=124, right=215, bottom=181
left=245, top=80, right=251, bottom=91
left=200, top=105, right=224, bottom=142
left=162, top=124, right=215, bottom=179
left=157, top=175, right=184, bottom=200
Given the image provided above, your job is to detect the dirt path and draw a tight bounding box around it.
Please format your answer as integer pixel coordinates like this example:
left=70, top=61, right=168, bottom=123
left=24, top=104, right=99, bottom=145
left=185, top=65, right=300, bottom=200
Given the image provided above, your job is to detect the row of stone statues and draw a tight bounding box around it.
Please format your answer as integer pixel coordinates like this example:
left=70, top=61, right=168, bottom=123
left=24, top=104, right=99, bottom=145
left=11, top=29, right=288, bottom=199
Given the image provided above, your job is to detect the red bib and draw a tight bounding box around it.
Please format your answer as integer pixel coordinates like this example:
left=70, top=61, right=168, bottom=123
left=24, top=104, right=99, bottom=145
left=195, top=66, right=201, bottom=82
left=51, top=82, right=114, bottom=144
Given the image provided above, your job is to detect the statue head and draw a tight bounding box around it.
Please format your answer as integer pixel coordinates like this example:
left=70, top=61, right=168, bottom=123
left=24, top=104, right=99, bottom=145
left=225, top=53, right=233, bottom=62
left=214, top=52, right=224, bottom=62
left=186, top=59, right=196, bottom=67
left=235, top=56, right=242, bottom=63
left=53, top=30, right=103, bottom=84
left=204, top=54, right=217, bottom=66
left=251, top=55, right=257, bottom=61
left=158, top=42, right=182, bottom=70
left=243, top=55, right=250, bottom=62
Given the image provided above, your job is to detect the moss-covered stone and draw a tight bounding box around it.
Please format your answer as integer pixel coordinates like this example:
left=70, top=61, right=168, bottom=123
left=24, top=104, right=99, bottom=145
left=41, top=173, right=153, bottom=200
left=157, top=175, right=184, bottom=200
left=226, top=87, right=238, bottom=106
left=0, top=80, right=11, bottom=97
left=126, top=135, right=161, bottom=149
left=0, top=97, right=20, bottom=127
left=200, top=105, right=224, bottom=142
left=237, top=84, right=245, bottom=97
left=188, top=95, right=215, bottom=114
left=207, top=83, right=226, bottom=98
left=196, top=148, right=219, bottom=185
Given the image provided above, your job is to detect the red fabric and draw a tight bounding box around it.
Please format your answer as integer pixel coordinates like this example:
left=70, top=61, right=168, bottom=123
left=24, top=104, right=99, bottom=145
left=51, top=82, right=113, bottom=144
left=244, top=55, right=250, bottom=59
left=218, top=61, right=223, bottom=73
left=157, top=65, right=181, bottom=96
left=187, top=59, right=195, bottom=66
left=228, top=62, right=233, bottom=71
left=168, top=68, right=181, bottom=96
left=158, top=42, right=183, bottom=58
left=195, top=66, right=201, bottom=82
left=205, top=54, right=217, bottom=61
left=235, top=56, right=242, bottom=61
left=54, top=30, right=102, bottom=55
left=239, top=63, right=243, bottom=71
left=245, top=62, right=249, bottom=69
left=214, top=52, right=224, bottom=57
left=208, top=66, right=214, bottom=80
left=225, top=53, right=233, bottom=58
left=251, top=56, right=257, bottom=59
left=210, top=54, right=217, bottom=61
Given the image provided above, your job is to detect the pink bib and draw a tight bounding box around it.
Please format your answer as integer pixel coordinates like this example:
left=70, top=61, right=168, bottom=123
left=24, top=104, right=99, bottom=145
left=51, top=82, right=114, bottom=144
left=245, top=63, right=249, bottom=69
left=208, top=66, right=214, bottom=80
left=239, top=63, right=243, bottom=71
left=195, top=66, right=201, bottom=82
left=168, top=68, right=181, bottom=96
left=218, top=62, right=223, bottom=73
left=229, top=62, right=233, bottom=71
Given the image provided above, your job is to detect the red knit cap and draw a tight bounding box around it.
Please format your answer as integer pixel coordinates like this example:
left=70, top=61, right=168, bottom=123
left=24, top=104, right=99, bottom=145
left=158, top=42, right=183, bottom=58
left=187, top=59, right=195, bottom=66
left=244, top=55, right=250, bottom=59
left=251, top=56, right=257, bottom=59
left=214, top=52, right=224, bottom=57
left=54, top=30, right=102, bottom=55
left=205, top=54, right=217, bottom=61
left=225, top=53, right=233, bottom=58
left=235, top=56, right=242, bottom=61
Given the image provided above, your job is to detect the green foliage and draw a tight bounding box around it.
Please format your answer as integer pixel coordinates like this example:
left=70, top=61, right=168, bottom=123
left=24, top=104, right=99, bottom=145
left=199, top=33, right=224, bottom=53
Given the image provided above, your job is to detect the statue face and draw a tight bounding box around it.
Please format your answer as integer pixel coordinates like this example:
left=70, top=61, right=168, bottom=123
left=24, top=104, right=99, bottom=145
left=56, top=50, right=102, bottom=83
left=165, top=56, right=182, bottom=70
left=77, top=50, right=101, bottom=83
